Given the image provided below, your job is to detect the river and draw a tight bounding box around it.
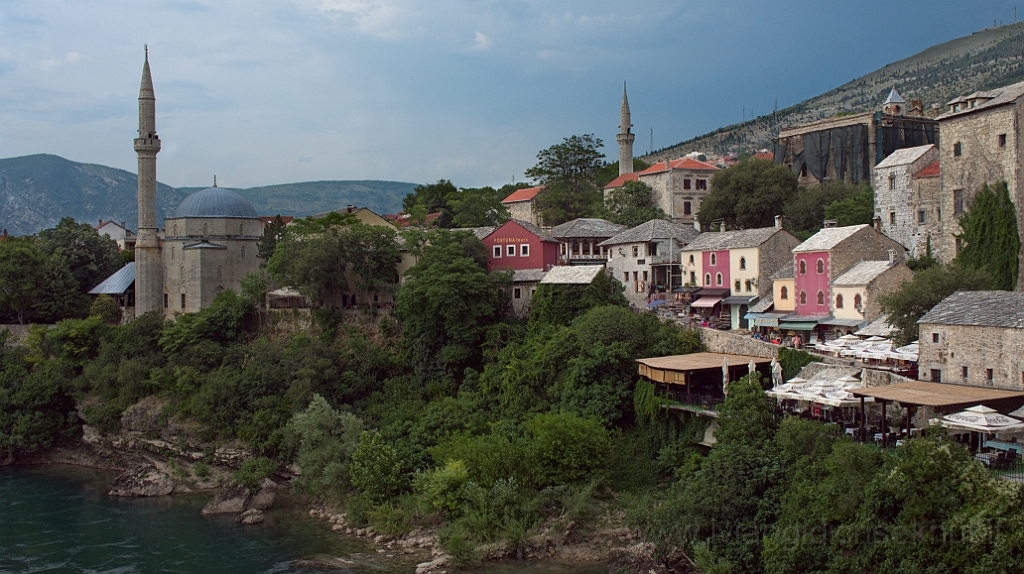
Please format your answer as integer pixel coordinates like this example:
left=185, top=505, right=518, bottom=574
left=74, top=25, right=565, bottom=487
left=0, top=465, right=605, bottom=574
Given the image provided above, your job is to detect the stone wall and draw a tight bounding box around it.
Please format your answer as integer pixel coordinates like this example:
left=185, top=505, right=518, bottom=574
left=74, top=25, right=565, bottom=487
left=918, top=322, right=1024, bottom=390
left=1, top=324, right=53, bottom=346
left=829, top=226, right=908, bottom=281
left=860, top=368, right=916, bottom=388
left=872, top=145, right=940, bottom=260
left=699, top=326, right=779, bottom=358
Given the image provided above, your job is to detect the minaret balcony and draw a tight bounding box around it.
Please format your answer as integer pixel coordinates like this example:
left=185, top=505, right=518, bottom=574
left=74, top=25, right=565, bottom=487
left=134, top=137, right=162, bottom=152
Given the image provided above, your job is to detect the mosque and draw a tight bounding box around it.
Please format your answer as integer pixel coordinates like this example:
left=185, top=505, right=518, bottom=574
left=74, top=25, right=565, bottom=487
left=93, top=50, right=263, bottom=318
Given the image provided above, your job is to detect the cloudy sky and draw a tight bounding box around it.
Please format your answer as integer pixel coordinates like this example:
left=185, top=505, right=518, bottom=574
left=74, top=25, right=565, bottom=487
left=0, top=1, right=1018, bottom=189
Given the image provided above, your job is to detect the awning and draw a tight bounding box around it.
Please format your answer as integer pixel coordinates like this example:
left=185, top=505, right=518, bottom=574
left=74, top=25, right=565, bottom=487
left=691, top=296, right=723, bottom=308
left=694, top=288, right=730, bottom=297
left=743, top=312, right=761, bottom=320
left=817, top=317, right=866, bottom=328
left=645, top=299, right=670, bottom=308
left=852, top=381, right=1024, bottom=411
left=722, top=296, right=757, bottom=305
left=779, top=321, right=818, bottom=331
left=753, top=312, right=789, bottom=327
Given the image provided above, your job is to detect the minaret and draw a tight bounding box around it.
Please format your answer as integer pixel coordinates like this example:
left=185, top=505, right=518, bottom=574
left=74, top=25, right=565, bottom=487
left=616, top=83, right=635, bottom=176
left=134, top=47, right=163, bottom=315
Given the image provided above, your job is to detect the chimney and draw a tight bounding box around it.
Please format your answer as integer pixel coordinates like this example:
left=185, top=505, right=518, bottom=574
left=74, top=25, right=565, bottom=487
left=823, top=220, right=838, bottom=229
left=888, top=249, right=897, bottom=264
left=98, top=218, right=103, bottom=225
left=720, top=221, right=727, bottom=232
left=872, top=215, right=882, bottom=231
left=774, top=215, right=782, bottom=229
left=121, top=221, right=127, bottom=229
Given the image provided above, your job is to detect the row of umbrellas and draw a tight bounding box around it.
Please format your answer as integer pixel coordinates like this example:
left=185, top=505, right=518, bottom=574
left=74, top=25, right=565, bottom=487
left=767, top=374, right=868, bottom=407
left=814, top=334, right=919, bottom=362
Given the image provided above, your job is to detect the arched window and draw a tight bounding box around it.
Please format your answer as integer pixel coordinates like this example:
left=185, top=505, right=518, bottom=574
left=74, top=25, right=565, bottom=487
left=239, top=223, right=244, bottom=235
left=817, top=291, right=825, bottom=305
left=705, top=273, right=711, bottom=286
left=799, top=260, right=807, bottom=275
left=739, top=257, right=746, bottom=270
left=854, top=293, right=862, bottom=309
left=179, top=265, right=184, bottom=282
left=735, top=280, right=741, bottom=292
left=780, top=286, right=788, bottom=300
left=799, top=291, right=807, bottom=304
left=836, top=294, right=844, bottom=309
left=689, top=254, right=694, bottom=265
left=173, top=224, right=178, bottom=236
left=710, top=253, right=717, bottom=265
left=240, top=245, right=246, bottom=259
left=217, top=265, right=223, bottom=281
left=202, top=222, right=209, bottom=235
left=716, top=273, right=723, bottom=286
left=816, top=259, right=824, bottom=274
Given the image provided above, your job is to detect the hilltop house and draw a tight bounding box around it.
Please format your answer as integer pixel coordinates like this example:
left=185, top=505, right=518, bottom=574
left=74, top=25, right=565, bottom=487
left=96, top=220, right=136, bottom=252
left=501, top=186, right=543, bottom=227
left=872, top=144, right=942, bottom=260
left=550, top=218, right=627, bottom=265
left=678, top=220, right=801, bottom=329
left=605, top=158, right=719, bottom=225
left=600, top=219, right=701, bottom=307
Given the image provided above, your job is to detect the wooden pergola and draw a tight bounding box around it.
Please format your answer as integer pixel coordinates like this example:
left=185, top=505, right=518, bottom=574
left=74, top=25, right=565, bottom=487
left=637, top=352, right=774, bottom=407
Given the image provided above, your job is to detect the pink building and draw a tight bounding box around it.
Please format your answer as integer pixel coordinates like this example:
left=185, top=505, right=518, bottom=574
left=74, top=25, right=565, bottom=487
left=483, top=219, right=560, bottom=272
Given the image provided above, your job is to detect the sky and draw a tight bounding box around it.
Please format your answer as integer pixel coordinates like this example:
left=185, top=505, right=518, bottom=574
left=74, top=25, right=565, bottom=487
left=0, top=0, right=1020, bottom=190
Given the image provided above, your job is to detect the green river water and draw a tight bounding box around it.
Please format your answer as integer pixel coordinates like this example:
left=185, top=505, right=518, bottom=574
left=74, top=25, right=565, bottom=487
left=0, top=465, right=605, bottom=574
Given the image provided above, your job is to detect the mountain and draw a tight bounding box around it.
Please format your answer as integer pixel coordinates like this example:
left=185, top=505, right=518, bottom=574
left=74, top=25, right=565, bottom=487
left=644, top=22, right=1024, bottom=161
left=0, top=154, right=415, bottom=236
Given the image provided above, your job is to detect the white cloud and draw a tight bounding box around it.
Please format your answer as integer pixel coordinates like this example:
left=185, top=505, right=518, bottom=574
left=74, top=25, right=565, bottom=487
left=314, top=0, right=420, bottom=39
left=65, top=52, right=85, bottom=64
left=470, top=31, right=491, bottom=51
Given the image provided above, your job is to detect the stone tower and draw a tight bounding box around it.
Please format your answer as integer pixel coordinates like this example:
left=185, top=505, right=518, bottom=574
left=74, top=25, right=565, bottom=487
left=134, top=47, right=163, bottom=315
left=616, top=83, right=635, bottom=176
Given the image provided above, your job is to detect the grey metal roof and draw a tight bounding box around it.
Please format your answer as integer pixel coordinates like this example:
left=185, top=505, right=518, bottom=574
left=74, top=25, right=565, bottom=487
left=173, top=187, right=259, bottom=219
left=918, top=291, right=1024, bottom=328
left=551, top=218, right=627, bottom=239
left=831, top=261, right=896, bottom=286
left=884, top=87, right=905, bottom=104
left=771, top=260, right=794, bottom=280
left=513, top=269, right=546, bottom=282
left=540, top=265, right=604, bottom=285
left=598, top=219, right=700, bottom=247
left=939, top=81, right=1024, bottom=120
left=792, top=225, right=870, bottom=252
left=89, top=262, right=135, bottom=295
left=682, top=226, right=786, bottom=251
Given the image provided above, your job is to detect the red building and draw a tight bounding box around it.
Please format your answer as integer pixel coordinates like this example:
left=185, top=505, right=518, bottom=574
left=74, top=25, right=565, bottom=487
left=483, top=219, right=560, bottom=272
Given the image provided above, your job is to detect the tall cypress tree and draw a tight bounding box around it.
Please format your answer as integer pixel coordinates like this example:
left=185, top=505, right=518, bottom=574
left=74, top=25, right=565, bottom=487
left=955, top=181, right=1020, bottom=290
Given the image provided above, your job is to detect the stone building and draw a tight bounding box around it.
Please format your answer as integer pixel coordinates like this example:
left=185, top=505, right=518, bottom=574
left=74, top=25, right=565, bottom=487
left=678, top=221, right=801, bottom=329
left=600, top=219, right=701, bottom=307
left=830, top=259, right=913, bottom=325
left=917, top=291, right=1024, bottom=389
left=96, top=220, right=136, bottom=252
left=936, top=81, right=1024, bottom=279
left=500, top=186, right=543, bottom=227
left=483, top=219, right=560, bottom=273
left=872, top=144, right=941, bottom=260
left=550, top=218, right=626, bottom=265
left=774, top=87, right=938, bottom=187
left=612, top=158, right=719, bottom=225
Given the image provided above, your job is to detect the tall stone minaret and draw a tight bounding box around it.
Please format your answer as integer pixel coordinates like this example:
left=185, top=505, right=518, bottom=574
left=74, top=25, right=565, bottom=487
left=616, top=83, right=635, bottom=177
left=134, top=47, right=163, bottom=315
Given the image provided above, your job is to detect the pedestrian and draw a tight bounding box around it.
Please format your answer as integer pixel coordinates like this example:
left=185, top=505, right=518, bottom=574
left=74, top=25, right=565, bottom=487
left=792, top=333, right=802, bottom=349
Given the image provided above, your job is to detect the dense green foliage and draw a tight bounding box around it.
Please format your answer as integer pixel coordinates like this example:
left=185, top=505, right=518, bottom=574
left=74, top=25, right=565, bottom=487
left=823, top=185, right=874, bottom=227
left=526, top=134, right=606, bottom=225
left=782, top=182, right=872, bottom=237
left=878, top=263, right=992, bottom=346
left=955, top=181, right=1021, bottom=291
left=400, top=180, right=514, bottom=228
left=602, top=180, right=668, bottom=227
left=698, top=159, right=799, bottom=229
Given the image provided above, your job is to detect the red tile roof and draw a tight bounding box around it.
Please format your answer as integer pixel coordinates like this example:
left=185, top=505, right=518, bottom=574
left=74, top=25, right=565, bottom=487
left=603, top=172, right=639, bottom=189
left=754, top=151, right=774, bottom=161
left=639, top=157, right=719, bottom=176
left=501, top=185, right=543, bottom=203
left=914, top=161, right=940, bottom=179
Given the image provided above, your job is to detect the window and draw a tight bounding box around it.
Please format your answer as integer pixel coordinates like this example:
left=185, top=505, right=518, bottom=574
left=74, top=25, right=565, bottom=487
left=239, top=223, right=244, bottom=235
left=705, top=273, right=712, bottom=286
left=799, top=291, right=807, bottom=304
left=986, top=368, right=994, bottom=381
left=493, top=245, right=502, bottom=258
left=739, top=257, right=746, bottom=270
left=710, top=253, right=717, bottom=265
left=181, top=293, right=186, bottom=308
left=216, top=265, right=223, bottom=281
left=716, top=273, right=723, bottom=286
left=931, top=369, right=942, bottom=382
left=735, top=280, right=741, bottom=292
left=683, top=179, right=692, bottom=190
left=888, top=174, right=896, bottom=190
left=173, top=224, right=178, bottom=236
left=937, top=207, right=941, bottom=219
left=780, top=286, right=788, bottom=300
left=696, top=179, right=708, bottom=190
left=889, top=212, right=896, bottom=225
left=633, top=271, right=638, bottom=282
left=690, top=271, right=696, bottom=284
left=520, top=244, right=529, bottom=257
left=202, top=222, right=209, bottom=235
left=643, top=271, right=648, bottom=282
left=689, top=254, right=695, bottom=265
left=953, top=142, right=962, bottom=156
left=624, top=272, right=629, bottom=282
left=816, top=259, right=824, bottom=274
left=632, top=246, right=639, bottom=257
left=918, top=210, right=926, bottom=224
left=955, top=237, right=962, bottom=256
left=513, top=288, right=521, bottom=299
left=507, top=245, right=516, bottom=256
left=171, top=246, right=175, bottom=260
left=683, top=201, right=692, bottom=215
left=561, top=243, right=567, bottom=255
left=744, top=279, right=752, bottom=292
left=648, top=243, right=657, bottom=256
left=179, top=265, right=184, bottom=282
left=932, top=333, right=939, bottom=343
left=836, top=294, right=844, bottom=308
left=999, top=134, right=1007, bottom=148
left=163, top=293, right=168, bottom=309
left=240, top=245, right=245, bottom=259
left=799, top=260, right=807, bottom=275
left=816, top=291, right=825, bottom=305
left=962, top=366, right=969, bottom=379
left=954, top=189, right=964, bottom=215
left=854, top=293, right=862, bottom=310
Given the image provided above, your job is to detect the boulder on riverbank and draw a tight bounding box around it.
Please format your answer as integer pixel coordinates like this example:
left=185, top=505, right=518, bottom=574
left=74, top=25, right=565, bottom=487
left=236, top=508, right=265, bottom=525
left=108, top=463, right=175, bottom=497
left=248, top=478, right=277, bottom=510
left=201, top=485, right=250, bottom=515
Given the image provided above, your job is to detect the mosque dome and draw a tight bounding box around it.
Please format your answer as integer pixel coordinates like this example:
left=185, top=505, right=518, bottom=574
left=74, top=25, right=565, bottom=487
left=173, top=186, right=258, bottom=219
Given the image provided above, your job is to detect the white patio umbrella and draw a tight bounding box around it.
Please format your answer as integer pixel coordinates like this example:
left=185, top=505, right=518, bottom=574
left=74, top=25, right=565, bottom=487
left=722, top=356, right=729, bottom=396
left=941, top=405, right=1024, bottom=433
left=748, top=359, right=757, bottom=376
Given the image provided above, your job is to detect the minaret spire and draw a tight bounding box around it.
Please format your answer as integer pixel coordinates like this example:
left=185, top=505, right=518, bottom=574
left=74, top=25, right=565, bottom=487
left=616, top=82, right=635, bottom=177
left=134, top=47, right=163, bottom=316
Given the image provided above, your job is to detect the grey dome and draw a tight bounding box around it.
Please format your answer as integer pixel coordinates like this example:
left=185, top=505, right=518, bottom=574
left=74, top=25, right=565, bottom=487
left=173, top=187, right=258, bottom=219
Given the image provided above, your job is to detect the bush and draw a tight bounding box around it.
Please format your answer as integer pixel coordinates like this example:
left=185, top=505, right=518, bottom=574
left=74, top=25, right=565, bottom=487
left=526, top=412, right=611, bottom=487
left=414, top=459, right=470, bottom=512
left=437, top=522, right=478, bottom=568
left=233, top=456, right=276, bottom=494
left=284, top=394, right=364, bottom=502
left=429, top=430, right=530, bottom=487
left=350, top=431, right=410, bottom=503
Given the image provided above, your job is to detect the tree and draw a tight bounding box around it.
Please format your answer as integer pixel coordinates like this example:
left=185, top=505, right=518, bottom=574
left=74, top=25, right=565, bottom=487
left=449, top=186, right=511, bottom=228
left=782, top=182, right=869, bottom=235
left=526, top=134, right=605, bottom=225
left=594, top=158, right=650, bottom=188
left=402, top=180, right=458, bottom=227
left=0, top=238, right=45, bottom=324
left=602, top=180, right=667, bottom=227
left=878, top=264, right=992, bottom=346
left=338, top=223, right=401, bottom=301
left=698, top=159, right=799, bottom=229
left=529, top=269, right=627, bottom=327
left=89, top=295, right=123, bottom=325
left=33, top=252, right=89, bottom=322
left=823, top=186, right=874, bottom=227
left=38, top=217, right=121, bottom=294
left=257, top=215, right=287, bottom=263
left=955, top=181, right=1020, bottom=291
